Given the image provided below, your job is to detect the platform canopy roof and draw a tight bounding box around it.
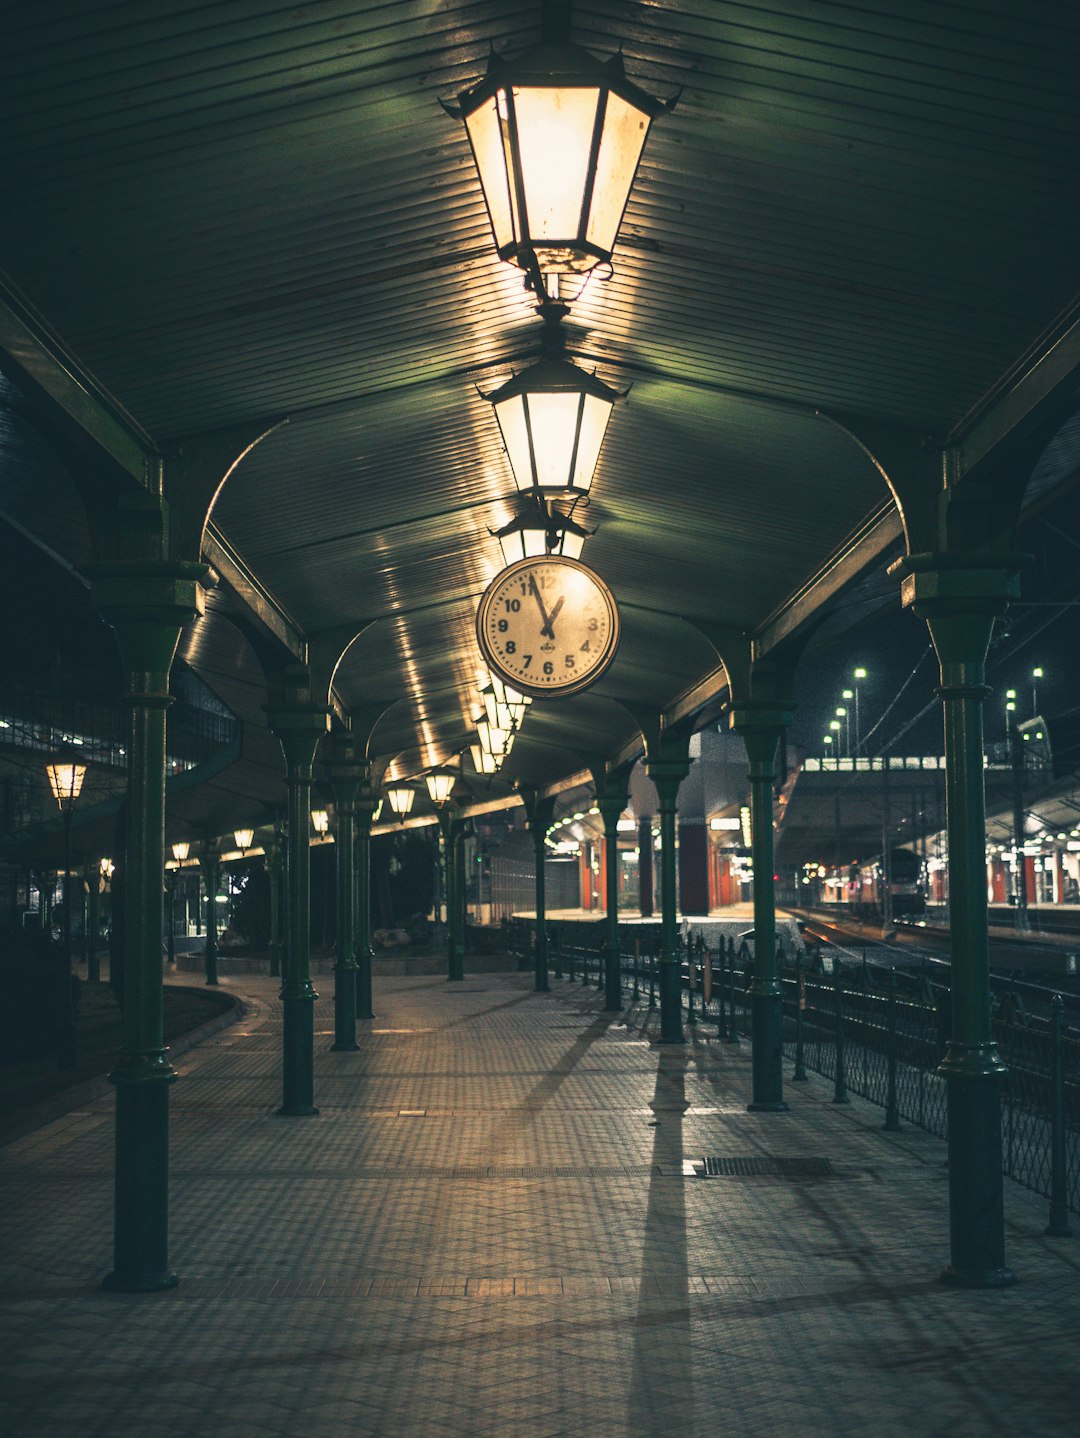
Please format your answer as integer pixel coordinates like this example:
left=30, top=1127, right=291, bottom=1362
left=2, top=1, right=1080, bottom=834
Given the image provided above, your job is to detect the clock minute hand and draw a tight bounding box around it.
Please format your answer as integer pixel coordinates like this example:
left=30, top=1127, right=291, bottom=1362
left=543, top=595, right=565, bottom=639
left=528, top=574, right=554, bottom=635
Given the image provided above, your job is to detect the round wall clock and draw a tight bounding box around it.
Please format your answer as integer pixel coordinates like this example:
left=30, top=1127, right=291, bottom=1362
left=476, top=555, right=620, bottom=699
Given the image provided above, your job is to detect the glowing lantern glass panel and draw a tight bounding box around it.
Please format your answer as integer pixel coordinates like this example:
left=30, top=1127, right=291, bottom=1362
left=171, top=841, right=190, bottom=863
left=487, top=357, right=620, bottom=496
left=470, top=744, right=499, bottom=775
left=371, top=799, right=384, bottom=825
left=311, top=809, right=330, bottom=834
left=457, top=44, right=662, bottom=277
left=46, top=762, right=86, bottom=808
left=497, top=521, right=585, bottom=568
left=425, top=772, right=457, bottom=806
left=234, top=828, right=254, bottom=853
left=476, top=718, right=513, bottom=759
left=386, top=785, right=416, bottom=817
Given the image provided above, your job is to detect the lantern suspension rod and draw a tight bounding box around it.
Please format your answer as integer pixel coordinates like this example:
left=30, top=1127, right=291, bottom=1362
left=542, top=0, right=572, bottom=45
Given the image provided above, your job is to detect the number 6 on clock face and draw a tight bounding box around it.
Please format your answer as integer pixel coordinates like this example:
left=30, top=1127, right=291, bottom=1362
left=476, top=555, right=621, bottom=699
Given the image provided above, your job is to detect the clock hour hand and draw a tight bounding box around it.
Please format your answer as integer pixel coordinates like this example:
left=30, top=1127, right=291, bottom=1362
left=543, top=595, right=565, bottom=639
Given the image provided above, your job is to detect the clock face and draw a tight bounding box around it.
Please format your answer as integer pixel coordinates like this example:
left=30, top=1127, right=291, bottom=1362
left=476, top=555, right=620, bottom=698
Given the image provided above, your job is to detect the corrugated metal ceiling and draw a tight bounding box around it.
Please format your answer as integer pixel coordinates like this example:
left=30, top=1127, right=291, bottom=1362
left=2, top=1, right=1079, bottom=794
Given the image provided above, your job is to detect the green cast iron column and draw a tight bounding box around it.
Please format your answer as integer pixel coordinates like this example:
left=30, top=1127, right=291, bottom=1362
left=597, top=793, right=627, bottom=1011
left=440, top=812, right=462, bottom=981
left=199, top=850, right=220, bottom=987
left=267, top=690, right=330, bottom=1117
left=646, top=754, right=691, bottom=1044
left=531, top=824, right=549, bottom=992
left=89, top=559, right=205, bottom=1293
left=266, top=837, right=283, bottom=979
left=355, top=789, right=379, bottom=1019
left=327, top=743, right=365, bottom=1051
left=900, top=555, right=1021, bottom=1287
left=87, top=868, right=101, bottom=984
left=449, top=816, right=467, bottom=982
left=730, top=704, right=792, bottom=1112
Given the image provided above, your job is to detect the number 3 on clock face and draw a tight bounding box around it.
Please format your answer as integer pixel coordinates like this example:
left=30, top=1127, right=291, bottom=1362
left=476, top=555, right=621, bottom=699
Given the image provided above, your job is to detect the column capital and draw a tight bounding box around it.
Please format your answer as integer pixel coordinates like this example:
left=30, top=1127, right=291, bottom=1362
left=266, top=701, right=330, bottom=773
left=892, top=551, right=1025, bottom=618
left=727, top=699, right=794, bottom=737
left=87, top=559, right=207, bottom=684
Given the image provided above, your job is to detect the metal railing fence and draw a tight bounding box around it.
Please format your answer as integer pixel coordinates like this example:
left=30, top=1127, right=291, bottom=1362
left=511, top=917, right=1079, bottom=1225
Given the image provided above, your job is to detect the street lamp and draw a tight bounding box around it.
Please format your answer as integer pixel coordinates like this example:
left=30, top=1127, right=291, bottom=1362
left=45, top=754, right=86, bottom=1068
left=449, top=36, right=668, bottom=285
left=851, top=668, right=867, bottom=754
left=1031, top=666, right=1044, bottom=716
left=835, top=706, right=848, bottom=757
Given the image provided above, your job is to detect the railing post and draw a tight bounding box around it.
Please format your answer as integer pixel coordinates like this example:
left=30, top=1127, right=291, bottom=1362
left=648, top=941, right=657, bottom=1008
left=793, top=952, right=807, bottom=1081
left=833, top=963, right=850, bottom=1104
left=1045, top=994, right=1073, bottom=1238
left=686, top=935, right=696, bottom=1025
left=725, top=937, right=739, bottom=1043
left=632, top=936, right=640, bottom=1002
left=884, top=967, right=901, bottom=1130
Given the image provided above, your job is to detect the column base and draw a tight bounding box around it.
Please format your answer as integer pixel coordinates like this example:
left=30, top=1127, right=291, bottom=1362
left=103, top=1269, right=178, bottom=1294
left=276, top=1104, right=320, bottom=1117
left=940, top=1264, right=1016, bottom=1289
left=331, top=1042, right=359, bottom=1052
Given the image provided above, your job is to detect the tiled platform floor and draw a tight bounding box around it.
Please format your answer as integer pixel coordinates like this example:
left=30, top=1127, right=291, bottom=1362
left=1, top=972, right=1078, bottom=1437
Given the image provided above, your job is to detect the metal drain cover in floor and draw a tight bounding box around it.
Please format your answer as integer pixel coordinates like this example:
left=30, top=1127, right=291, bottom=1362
left=695, top=1156, right=833, bottom=1178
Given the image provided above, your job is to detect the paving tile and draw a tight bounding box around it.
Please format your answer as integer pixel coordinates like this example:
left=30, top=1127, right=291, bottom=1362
left=0, top=971, right=1077, bottom=1437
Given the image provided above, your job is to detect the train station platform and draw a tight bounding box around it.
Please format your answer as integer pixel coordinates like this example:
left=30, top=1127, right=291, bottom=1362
left=1, top=971, right=1077, bottom=1438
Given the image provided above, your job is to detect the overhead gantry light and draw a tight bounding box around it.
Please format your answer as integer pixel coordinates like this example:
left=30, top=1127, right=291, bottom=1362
left=449, top=36, right=669, bottom=286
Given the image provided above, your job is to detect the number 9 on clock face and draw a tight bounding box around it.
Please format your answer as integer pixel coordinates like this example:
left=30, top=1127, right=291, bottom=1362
left=476, top=555, right=621, bottom=699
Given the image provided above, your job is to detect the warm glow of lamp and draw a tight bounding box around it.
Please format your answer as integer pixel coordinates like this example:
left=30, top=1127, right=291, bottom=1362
left=470, top=743, right=499, bottom=775
left=476, top=717, right=514, bottom=759
left=454, top=42, right=666, bottom=278
left=484, top=355, right=623, bottom=496
left=372, top=799, right=384, bottom=825
left=46, top=761, right=86, bottom=809
left=172, top=841, right=190, bottom=863
left=311, top=809, right=330, bottom=835
left=424, top=770, right=457, bottom=807
left=386, top=784, right=416, bottom=817
left=234, top=828, right=254, bottom=854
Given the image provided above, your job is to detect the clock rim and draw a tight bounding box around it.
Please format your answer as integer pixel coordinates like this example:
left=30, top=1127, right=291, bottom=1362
left=475, top=554, right=621, bottom=701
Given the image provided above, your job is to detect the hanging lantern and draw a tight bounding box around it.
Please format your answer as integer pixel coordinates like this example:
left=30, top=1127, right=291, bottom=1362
left=386, top=784, right=416, bottom=818
left=233, top=828, right=254, bottom=854
left=45, top=759, right=86, bottom=810
left=491, top=492, right=593, bottom=567
left=311, top=809, right=330, bottom=835
left=483, top=350, right=624, bottom=497
left=451, top=41, right=667, bottom=279
left=171, top=841, right=190, bottom=864
left=424, top=769, right=458, bottom=807
left=469, top=743, right=499, bottom=776
left=476, top=717, right=514, bottom=761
